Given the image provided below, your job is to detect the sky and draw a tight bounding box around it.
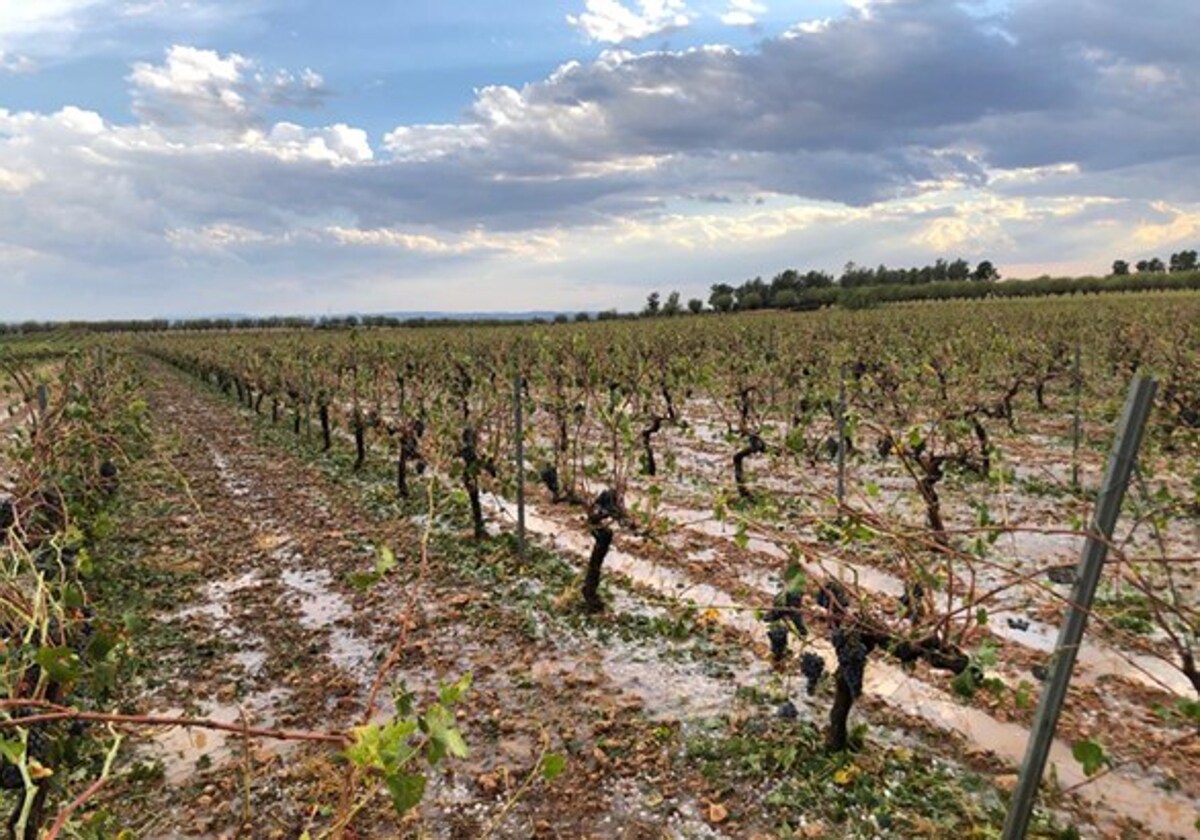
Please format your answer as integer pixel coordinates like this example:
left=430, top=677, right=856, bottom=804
left=1, top=0, right=1198, bottom=320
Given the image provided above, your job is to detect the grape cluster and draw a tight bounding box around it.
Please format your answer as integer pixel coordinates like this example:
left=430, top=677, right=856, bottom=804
left=815, top=580, right=849, bottom=613
left=832, top=627, right=868, bottom=698
left=764, top=589, right=806, bottom=638
left=539, top=465, right=560, bottom=497
left=800, top=651, right=826, bottom=696
left=767, top=623, right=789, bottom=663
left=99, top=460, right=119, bottom=494
left=0, top=724, right=50, bottom=790
left=876, top=435, right=894, bottom=460
left=0, top=760, right=19, bottom=790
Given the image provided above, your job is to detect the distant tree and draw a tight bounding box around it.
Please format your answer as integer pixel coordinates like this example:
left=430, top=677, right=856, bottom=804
left=553, top=313, right=570, bottom=324
left=840, top=261, right=876, bottom=288
left=575, top=311, right=591, bottom=322
left=687, top=298, right=704, bottom=314
left=597, top=309, right=620, bottom=321
left=710, top=292, right=734, bottom=312
left=1112, top=259, right=1130, bottom=276
left=710, top=283, right=737, bottom=312
left=1137, top=257, right=1166, bottom=273
left=774, top=289, right=799, bottom=309
left=735, top=277, right=769, bottom=308
left=770, top=268, right=802, bottom=300
left=642, top=291, right=661, bottom=317
left=662, top=291, right=683, bottom=316
left=802, top=270, right=834, bottom=289
left=972, top=260, right=1000, bottom=282
left=1169, top=249, right=1197, bottom=273
left=947, top=258, right=971, bottom=282
left=739, top=291, right=765, bottom=310
left=930, top=258, right=949, bottom=282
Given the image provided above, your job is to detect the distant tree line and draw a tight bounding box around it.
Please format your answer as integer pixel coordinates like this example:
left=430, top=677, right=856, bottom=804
left=5, top=251, right=1199, bottom=335
left=0, top=314, right=568, bottom=336
left=697, top=258, right=1000, bottom=313
left=634, top=251, right=1199, bottom=317
left=1111, top=249, right=1198, bottom=277
left=634, top=258, right=1000, bottom=317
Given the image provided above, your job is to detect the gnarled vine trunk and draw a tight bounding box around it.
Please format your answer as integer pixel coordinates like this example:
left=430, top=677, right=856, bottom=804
left=582, top=525, right=614, bottom=613
left=733, top=433, right=766, bottom=499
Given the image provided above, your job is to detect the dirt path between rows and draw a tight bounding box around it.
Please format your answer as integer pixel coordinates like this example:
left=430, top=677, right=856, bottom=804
left=107, top=361, right=743, bottom=839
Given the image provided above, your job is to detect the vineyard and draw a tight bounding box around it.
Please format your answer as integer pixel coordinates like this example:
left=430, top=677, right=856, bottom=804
left=1, top=292, right=1197, bottom=838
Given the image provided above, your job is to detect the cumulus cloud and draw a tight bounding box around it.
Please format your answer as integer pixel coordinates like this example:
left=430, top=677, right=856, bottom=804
left=1131, top=202, right=1200, bottom=249
left=568, top=0, right=691, bottom=44
left=129, top=45, right=326, bottom=132
left=720, top=0, right=767, bottom=27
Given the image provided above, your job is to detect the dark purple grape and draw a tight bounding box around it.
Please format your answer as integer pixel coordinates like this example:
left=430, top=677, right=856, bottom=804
left=0, top=761, right=21, bottom=790
left=816, top=580, right=849, bottom=613
left=801, top=652, right=826, bottom=696
left=539, top=464, right=560, bottom=496
left=764, top=589, right=807, bottom=638
left=767, top=623, right=789, bottom=663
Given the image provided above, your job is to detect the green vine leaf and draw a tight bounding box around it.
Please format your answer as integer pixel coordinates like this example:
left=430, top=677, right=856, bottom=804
left=386, top=772, right=427, bottom=815
left=1071, top=738, right=1108, bottom=777
left=540, top=753, right=567, bottom=782
left=0, top=738, right=24, bottom=764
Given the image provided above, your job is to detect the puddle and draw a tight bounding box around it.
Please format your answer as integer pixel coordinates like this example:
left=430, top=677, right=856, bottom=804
left=280, top=567, right=352, bottom=629
left=173, top=571, right=262, bottom=627
left=599, top=640, right=768, bottom=723
left=209, top=449, right=253, bottom=498
left=606, top=778, right=731, bottom=839
left=329, top=632, right=375, bottom=675
left=142, top=688, right=290, bottom=785
left=277, top=553, right=377, bottom=678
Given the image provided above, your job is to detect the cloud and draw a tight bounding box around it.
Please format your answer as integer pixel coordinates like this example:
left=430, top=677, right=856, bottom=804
left=568, top=0, right=691, bottom=44
left=1130, top=202, right=1200, bottom=249
left=380, top=1, right=1071, bottom=209
left=0, top=1, right=270, bottom=60
left=720, top=0, right=767, bottom=27
left=129, top=45, right=326, bottom=132
left=0, top=51, right=37, bottom=74
left=4, top=0, right=1200, bottom=318
left=0, top=0, right=105, bottom=50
